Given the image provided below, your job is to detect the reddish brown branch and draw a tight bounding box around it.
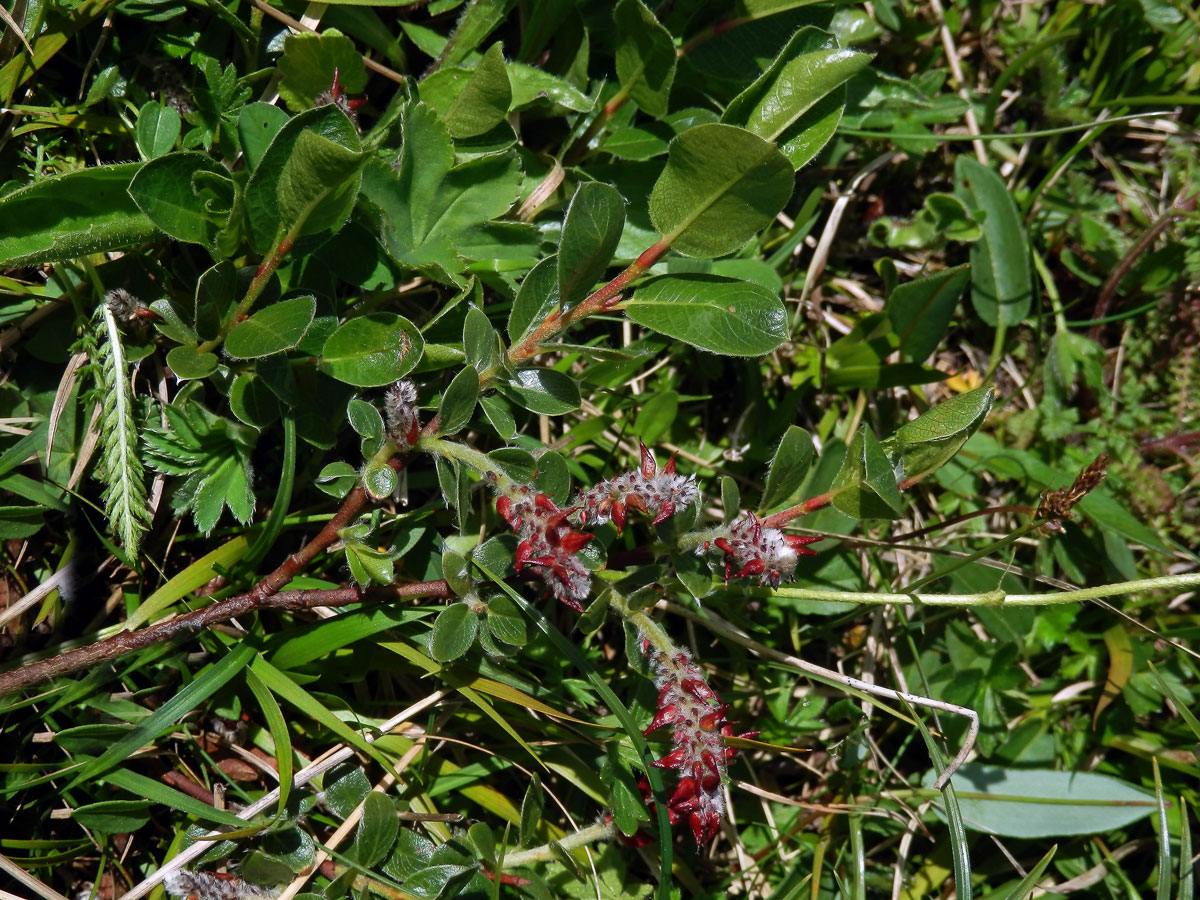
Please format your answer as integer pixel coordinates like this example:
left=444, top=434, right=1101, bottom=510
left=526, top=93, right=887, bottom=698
left=0, top=580, right=453, bottom=696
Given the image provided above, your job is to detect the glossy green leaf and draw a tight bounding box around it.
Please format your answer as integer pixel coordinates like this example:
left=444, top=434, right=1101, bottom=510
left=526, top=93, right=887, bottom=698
left=479, top=394, right=516, bottom=439
left=509, top=255, right=559, bottom=342
left=315, top=461, right=358, bottom=498
left=166, top=346, right=219, bottom=380
left=193, top=259, right=237, bottom=341
left=238, top=102, right=291, bottom=172
left=954, top=156, right=1032, bottom=326
left=503, top=368, right=581, bottom=414
left=355, top=791, right=399, bottom=866
left=921, top=764, right=1156, bottom=837
left=723, top=28, right=871, bottom=169
left=463, top=305, right=498, bottom=371
left=613, top=0, right=675, bottom=117
left=437, top=365, right=479, bottom=435
left=419, top=43, right=511, bottom=138
left=321, top=313, right=424, bottom=387
left=887, top=264, right=970, bottom=362
left=831, top=425, right=904, bottom=519
left=278, top=30, right=367, bottom=111
left=129, top=153, right=230, bottom=246
left=135, top=100, right=180, bottom=159
left=649, top=124, right=794, bottom=258
left=276, top=130, right=367, bottom=240
left=0, top=163, right=157, bottom=266
left=430, top=602, right=479, bottom=662
left=226, top=295, right=316, bottom=359
left=559, top=182, right=625, bottom=307
left=883, top=386, right=993, bottom=485
left=624, top=274, right=788, bottom=356
left=761, top=425, right=814, bottom=510
left=488, top=447, right=537, bottom=482
left=245, top=105, right=359, bottom=253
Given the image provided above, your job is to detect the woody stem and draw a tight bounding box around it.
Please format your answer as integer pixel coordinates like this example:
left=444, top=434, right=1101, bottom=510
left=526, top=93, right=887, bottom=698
left=498, top=820, right=617, bottom=868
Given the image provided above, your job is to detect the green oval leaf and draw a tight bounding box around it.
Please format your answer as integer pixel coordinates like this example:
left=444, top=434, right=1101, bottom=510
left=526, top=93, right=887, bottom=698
left=954, top=156, right=1032, bottom=327
left=135, top=100, right=180, bottom=159
left=0, top=163, right=157, bottom=266
left=761, top=425, right=814, bottom=510
left=355, top=791, right=399, bottom=867
left=887, top=264, right=970, bottom=362
left=321, top=313, right=425, bottom=387
left=278, top=29, right=367, bottom=112
left=129, top=152, right=229, bottom=245
left=165, top=346, right=219, bottom=381
left=238, top=102, right=292, bottom=172
left=437, top=365, right=479, bottom=435
left=509, top=255, right=559, bottom=343
left=830, top=425, right=904, bottom=519
left=225, top=295, right=317, bottom=359
left=504, top=368, right=581, bottom=414
left=430, top=603, right=478, bottom=662
left=649, top=123, right=794, bottom=258
left=883, top=385, right=993, bottom=486
left=73, top=800, right=153, bottom=833
left=624, top=274, right=788, bottom=356
left=486, top=594, right=527, bottom=646
left=613, top=0, right=676, bottom=117
left=921, top=764, right=1156, bottom=838
left=559, top=181, right=626, bottom=307
left=723, top=28, right=872, bottom=169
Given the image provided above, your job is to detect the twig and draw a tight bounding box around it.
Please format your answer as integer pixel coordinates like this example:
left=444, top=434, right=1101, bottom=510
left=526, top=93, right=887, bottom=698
left=0, top=579, right=451, bottom=696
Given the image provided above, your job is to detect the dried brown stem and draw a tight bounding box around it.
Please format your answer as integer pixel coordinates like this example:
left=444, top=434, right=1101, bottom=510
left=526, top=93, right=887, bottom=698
left=1087, top=192, right=1197, bottom=341
left=0, top=580, right=452, bottom=696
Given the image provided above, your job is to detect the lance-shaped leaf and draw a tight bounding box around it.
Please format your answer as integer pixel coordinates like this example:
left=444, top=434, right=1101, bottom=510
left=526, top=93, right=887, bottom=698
left=437, top=365, right=480, bottom=435
left=649, top=124, right=793, bottom=258
left=761, top=425, right=815, bottom=510
left=887, top=264, right=970, bottom=362
left=723, top=27, right=873, bottom=169
left=624, top=274, right=788, bottom=356
left=954, top=156, right=1032, bottom=327
left=614, top=0, right=675, bottom=117
left=830, top=425, right=904, bottom=519
left=558, top=182, right=625, bottom=307
left=0, top=163, right=157, bottom=266
left=881, top=386, right=993, bottom=486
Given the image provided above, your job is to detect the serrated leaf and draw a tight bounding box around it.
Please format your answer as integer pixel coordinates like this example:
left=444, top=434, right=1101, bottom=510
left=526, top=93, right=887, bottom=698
left=430, top=603, right=478, bottom=662
left=954, top=156, right=1031, bottom=326
left=649, top=124, right=794, bottom=258
left=437, top=365, right=479, bottom=435
left=225, top=295, right=316, bottom=359
left=420, top=43, right=512, bottom=139
left=0, top=163, right=158, bottom=266
left=321, top=313, right=424, bottom=387
left=278, top=30, right=367, bottom=111
left=613, top=0, right=675, bottom=117
left=625, top=274, right=788, bottom=355
left=761, top=425, right=814, bottom=510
